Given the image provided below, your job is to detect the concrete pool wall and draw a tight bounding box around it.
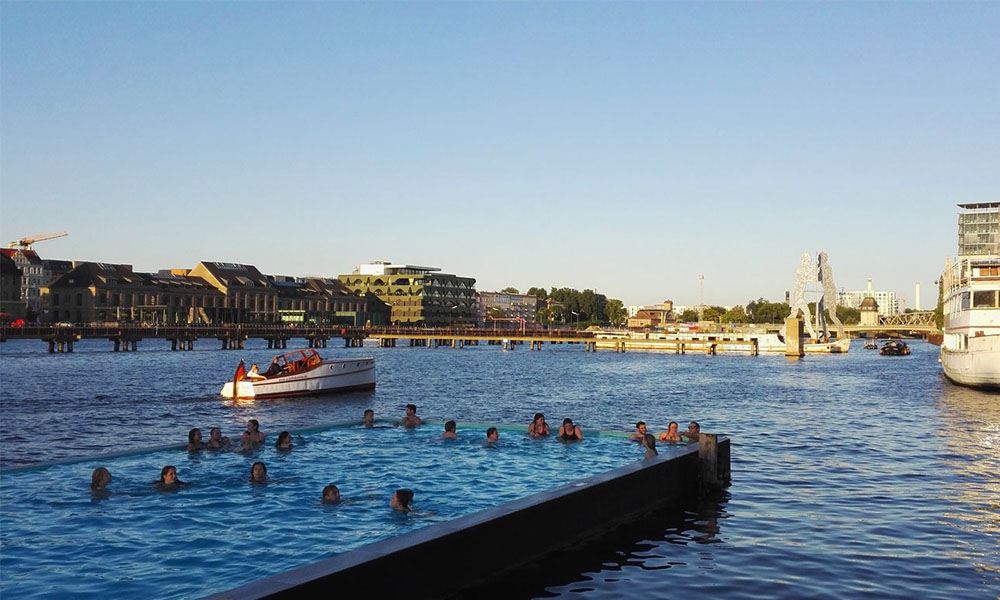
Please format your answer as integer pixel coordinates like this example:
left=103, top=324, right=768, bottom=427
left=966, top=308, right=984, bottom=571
left=210, top=434, right=730, bottom=599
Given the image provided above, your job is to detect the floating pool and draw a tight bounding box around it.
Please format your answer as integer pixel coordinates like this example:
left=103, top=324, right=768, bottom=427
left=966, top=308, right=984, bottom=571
left=0, top=422, right=645, bottom=599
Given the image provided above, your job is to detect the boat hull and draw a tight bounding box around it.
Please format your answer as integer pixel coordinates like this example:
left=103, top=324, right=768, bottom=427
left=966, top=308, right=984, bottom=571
left=941, top=341, right=1000, bottom=389
left=221, top=358, right=375, bottom=399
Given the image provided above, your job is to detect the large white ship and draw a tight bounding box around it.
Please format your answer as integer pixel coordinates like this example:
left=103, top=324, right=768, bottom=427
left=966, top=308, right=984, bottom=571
left=941, top=203, right=1000, bottom=389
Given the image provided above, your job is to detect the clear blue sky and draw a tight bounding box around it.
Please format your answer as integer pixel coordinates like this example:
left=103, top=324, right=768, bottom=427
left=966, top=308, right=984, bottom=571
left=2, top=2, right=997, bottom=309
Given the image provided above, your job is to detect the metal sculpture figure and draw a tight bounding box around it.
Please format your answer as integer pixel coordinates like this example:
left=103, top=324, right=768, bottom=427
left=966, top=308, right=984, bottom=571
left=784, top=252, right=818, bottom=339
left=817, top=251, right=844, bottom=340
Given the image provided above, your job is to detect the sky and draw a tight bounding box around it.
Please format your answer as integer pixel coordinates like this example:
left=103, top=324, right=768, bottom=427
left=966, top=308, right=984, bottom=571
left=2, top=2, right=997, bottom=309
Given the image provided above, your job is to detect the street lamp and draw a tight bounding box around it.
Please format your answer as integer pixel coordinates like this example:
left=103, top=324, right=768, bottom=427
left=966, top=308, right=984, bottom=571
left=571, top=311, right=579, bottom=330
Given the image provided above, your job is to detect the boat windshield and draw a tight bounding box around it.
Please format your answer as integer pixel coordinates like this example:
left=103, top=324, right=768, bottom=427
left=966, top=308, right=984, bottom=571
left=274, top=349, right=321, bottom=366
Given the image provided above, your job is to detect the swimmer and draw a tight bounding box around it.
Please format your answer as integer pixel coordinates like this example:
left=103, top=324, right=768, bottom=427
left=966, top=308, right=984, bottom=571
left=363, top=409, right=375, bottom=428
left=187, top=428, right=205, bottom=451
left=276, top=431, right=294, bottom=450
left=628, top=421, right=647, bottom=441
left=684, top=421, right=701, bottom=443
left=486, top=427, right=499, bottom=442
left=442, top=421, right=458, bottom=439
left=391, top=488, right=414, bottom=513
left=206, top=427, right=233, bottom=449
left=658, top=421, right=682, bottom=444
left=240, top=419, right=265, bottom=450
left=249, top=462, right=268, bottom=483
left=528, top=413, right=550, bottom=438
left=643, top=433, right=658, bottom=458
left=322, top=484, right=341, bottom=503
left=558, top=418, right=583, bottom=441
left=395, top=404, right=422, bottom=428
left=154, top=465, right=184, bottom=488
left=91, top=467, right=112, bottom=490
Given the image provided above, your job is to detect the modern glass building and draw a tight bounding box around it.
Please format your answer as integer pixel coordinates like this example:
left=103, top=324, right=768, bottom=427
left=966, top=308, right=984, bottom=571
left=958, top=202, right=1000, bottom=258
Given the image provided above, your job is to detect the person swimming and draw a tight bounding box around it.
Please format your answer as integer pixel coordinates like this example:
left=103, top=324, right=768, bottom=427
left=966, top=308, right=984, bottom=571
left=684, top=421, right=701, bottom=443
left=249, top=462, right=268, bottom=483
left=558, top=418, right=583, bottom=441
left=187, top=428, right=205, bottom=451
left=391, top=488, right=414, bottom=513
left=485, top=427, right=499, bottom=442
left=154, top=465, right=184, bottom=488
left=322, top=484, right=341, bottom=503
left=395, top=404, right=422, bottom=428
left=91, top=467, right=112, bottom=490
left=628, top=421, right=647, bottom=441
left=643, top=433, right=658, bottom=458
left=528, top=413, right=550, bottom=438
left=240, top=419, right=265, bottom=450
left=363, top=409, right=375, bottom=428
left=276, top=431, right=294, bottom=450
left=658, top=421, right=681, bottom=444
left=442, top=421, right=458, bottom=439
left=206, top=427, right=233, bottom=449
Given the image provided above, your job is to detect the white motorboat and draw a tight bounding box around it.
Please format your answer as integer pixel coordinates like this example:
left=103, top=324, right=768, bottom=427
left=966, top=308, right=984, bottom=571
left=220, top=349, right=375, bottom=399
left=940, top=256, right=1000, bottom=389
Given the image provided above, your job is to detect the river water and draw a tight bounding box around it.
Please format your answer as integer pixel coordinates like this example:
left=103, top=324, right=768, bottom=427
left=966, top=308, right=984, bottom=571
left=1, top=337, right=997, bottom=598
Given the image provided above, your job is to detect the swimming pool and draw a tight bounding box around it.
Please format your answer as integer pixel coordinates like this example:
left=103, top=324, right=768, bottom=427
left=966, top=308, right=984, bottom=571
left=0, top=421, right=647, bottom=599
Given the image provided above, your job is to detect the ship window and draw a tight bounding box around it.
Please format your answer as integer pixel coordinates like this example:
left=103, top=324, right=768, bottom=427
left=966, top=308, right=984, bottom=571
left=961, top=292, right=970, bottom=310
left=973, top=290, right=997, bottom=308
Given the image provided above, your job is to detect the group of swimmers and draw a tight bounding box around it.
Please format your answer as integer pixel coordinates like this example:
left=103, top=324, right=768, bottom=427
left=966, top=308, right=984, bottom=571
left=88, top=408, right=702, bottom=512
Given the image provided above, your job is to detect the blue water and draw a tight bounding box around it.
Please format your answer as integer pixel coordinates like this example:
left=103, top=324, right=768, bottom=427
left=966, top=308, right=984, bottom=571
left=0, top=422, right=646, bottom=599
left=1, top=337, right=997, bottom=598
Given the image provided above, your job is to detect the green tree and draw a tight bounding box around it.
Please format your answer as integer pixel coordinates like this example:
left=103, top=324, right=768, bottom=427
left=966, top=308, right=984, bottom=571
left=934, top=277, right=944, bottom=330
left=680, top=309, right=700, bottom=322
left=701, top=306, right=725, bottom=322
left=721, top=305, right=748, bottom=323
left=605, top=299, right=626, bottom=326
left=501, top=287, right=519, bottom=294
left=526, top=287, right=548, bottom=300
left=488, top=306, right=506, bottom=319
left=746, top=297, right=791, bottom=324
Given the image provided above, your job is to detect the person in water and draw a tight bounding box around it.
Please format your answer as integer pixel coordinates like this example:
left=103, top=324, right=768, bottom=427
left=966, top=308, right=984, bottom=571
left=276, top=431, right=294, bottom=450
left=684, top=421, right=701, bottom=443
left=629, top=421, right=647, bottom=441
left=486, top=427, right=499, bottom=442
left=558, top=418, right=583, bottom=441
left=643, top=434, right=658, bottom=458
left=528, top=413, right=550, bottom=438
left=658, top=421, right=682, bottom=443
left=442, top=421, right=458, bottom=439
left=391, top=489, right=414, bottom=513
left=249, top=462, right=268, bottom=483
left=187, top=428, right=204, bottom=451
left=322, top=484, right=341, bottom=503
left=396, top=404, right=422, bottom=428
left=206, top=427, right=232, bottom=449
left=154, top=465, right=184, bottom=488
left=91, top=467, right=112, bottom=490
left=363, top=409, right=375, bottom=428
left=240, top=419, right=265, bottom=449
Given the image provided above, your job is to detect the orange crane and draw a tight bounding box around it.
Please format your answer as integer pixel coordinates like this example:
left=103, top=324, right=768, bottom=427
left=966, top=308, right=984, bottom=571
left=8, top=231, right=68, bottom=250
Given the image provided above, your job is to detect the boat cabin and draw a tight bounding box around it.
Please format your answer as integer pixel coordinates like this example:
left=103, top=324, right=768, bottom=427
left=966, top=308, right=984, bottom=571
left=270, top=349, right=323, bottom=375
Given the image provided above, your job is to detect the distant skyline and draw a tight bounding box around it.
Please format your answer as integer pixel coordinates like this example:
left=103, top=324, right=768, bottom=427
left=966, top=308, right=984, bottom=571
left=2, top=3, right=997, bottom=309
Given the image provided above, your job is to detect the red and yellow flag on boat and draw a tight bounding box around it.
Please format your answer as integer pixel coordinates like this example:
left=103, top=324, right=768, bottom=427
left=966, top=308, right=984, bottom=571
left=233, top=359, right=247, bottom=392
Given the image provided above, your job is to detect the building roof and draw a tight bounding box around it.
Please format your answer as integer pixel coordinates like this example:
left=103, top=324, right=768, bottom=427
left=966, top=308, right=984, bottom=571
left=860, top=296, right=879, bottom=310
left=195, top=261, right=272, bottom=289
left=958, top=202, right=1000, bottom=210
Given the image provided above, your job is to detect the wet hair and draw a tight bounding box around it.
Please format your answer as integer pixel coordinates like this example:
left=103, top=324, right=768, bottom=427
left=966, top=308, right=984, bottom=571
left=276, top=431, right=292, bottom=448
left=247, top=419, right=260, bottom=431
left=394, top=488, right=414, bottom=509
left=188, top=428, right=201, bottom=443
left=563, top=418, right=573, bottom=426
left=209, top=427, right=221, bottom=437
left=322, top=484, right=340, bottom=501
left=636, top=421, right=646, bottom=429
left=668, top=421, right=678, bottom=429
left=486, top=427, right=498, bottom=438
left=91, top=467, right=111, bottom=489
left=364, top=409, right=374, bottom=417
left=405, top=404, right=417, bottom=413
left=444, top=420, right=456, bottom=432
left=643, top=433, right=657, bottom=449
left=689, top=421, right=700, bottom=432
left=533, top=412, right=544, bottom=422
left=159, top=465, right=177, bottom=483
left=250, top=462, right=267, bottom=481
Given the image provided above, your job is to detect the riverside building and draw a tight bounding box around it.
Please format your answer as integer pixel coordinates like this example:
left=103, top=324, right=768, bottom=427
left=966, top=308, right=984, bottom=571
left=475, top=291, right=538, bottom=326
left=838, top=279, right=898, bottom=316
left=957, top=201, right=1000, bottom=257
left=338, top=262, right=476, bottom=326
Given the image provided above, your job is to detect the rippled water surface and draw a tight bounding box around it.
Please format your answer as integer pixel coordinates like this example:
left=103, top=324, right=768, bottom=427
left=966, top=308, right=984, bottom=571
left=1, top=338, right=997, bottom=598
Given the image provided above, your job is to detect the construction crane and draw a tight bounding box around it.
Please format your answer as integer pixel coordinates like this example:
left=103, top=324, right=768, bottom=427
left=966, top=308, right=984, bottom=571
left=8, top=231, right=68, bottom=250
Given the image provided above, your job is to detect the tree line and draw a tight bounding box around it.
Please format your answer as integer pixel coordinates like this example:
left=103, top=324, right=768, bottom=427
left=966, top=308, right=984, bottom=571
left=499, top=287, right=627, bottom=327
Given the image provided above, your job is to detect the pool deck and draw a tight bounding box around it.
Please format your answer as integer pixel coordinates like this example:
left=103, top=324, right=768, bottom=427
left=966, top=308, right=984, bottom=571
left=207, top=432, right=730, bottom=600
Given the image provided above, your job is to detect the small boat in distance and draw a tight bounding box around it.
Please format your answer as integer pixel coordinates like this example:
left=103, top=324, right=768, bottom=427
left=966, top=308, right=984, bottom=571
left=879, top=340, right=911, bottom=356
left=220, top=349, right=375, bottom=399
left=864, top=338, right=879, bottom=350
